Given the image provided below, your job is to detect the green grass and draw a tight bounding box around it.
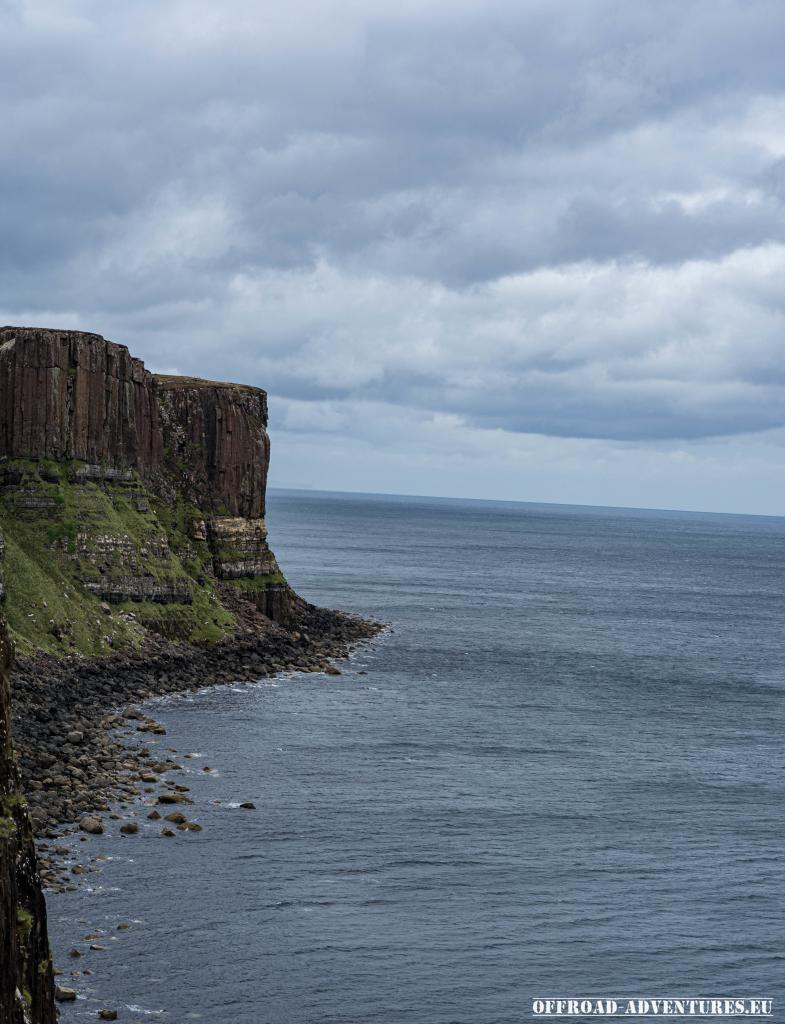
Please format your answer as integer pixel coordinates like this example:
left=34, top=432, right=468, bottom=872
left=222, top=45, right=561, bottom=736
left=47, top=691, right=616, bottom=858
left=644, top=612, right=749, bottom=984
left=0, top=458, right=290, bottom=655
left=225, top=572, right=286, bottom=591
left=1, top=523, right=143, bottom=656
left=117, top=584, right=235, bottom=644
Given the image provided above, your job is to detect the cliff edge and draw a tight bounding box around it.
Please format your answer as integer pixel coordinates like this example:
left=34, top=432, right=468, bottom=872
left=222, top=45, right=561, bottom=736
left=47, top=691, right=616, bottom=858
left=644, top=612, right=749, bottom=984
left=0, top=326, right=291, bottom=656
left=0, top=619, right=55, bottom=1024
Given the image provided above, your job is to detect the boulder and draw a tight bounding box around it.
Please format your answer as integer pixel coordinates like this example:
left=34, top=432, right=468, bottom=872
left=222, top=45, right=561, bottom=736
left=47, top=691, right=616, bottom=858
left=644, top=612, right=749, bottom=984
left=78, top=815, right=103, bottom=834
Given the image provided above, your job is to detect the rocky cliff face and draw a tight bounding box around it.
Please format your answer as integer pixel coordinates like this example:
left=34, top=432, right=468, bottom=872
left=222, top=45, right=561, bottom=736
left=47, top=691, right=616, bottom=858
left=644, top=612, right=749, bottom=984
left=0, top=619, right=55, bottom=1024
left=0, top=326, right=268, bottom=516
left=0, top=327, right=160, bottom=469
left=0, top=327, right=291, bottom=656
left=155, top=376, right=269, bottom=519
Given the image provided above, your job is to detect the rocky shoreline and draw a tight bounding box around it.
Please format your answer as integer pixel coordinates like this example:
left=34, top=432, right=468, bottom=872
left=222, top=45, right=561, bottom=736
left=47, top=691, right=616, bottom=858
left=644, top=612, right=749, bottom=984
left=10, top=593, right=382, bottom=893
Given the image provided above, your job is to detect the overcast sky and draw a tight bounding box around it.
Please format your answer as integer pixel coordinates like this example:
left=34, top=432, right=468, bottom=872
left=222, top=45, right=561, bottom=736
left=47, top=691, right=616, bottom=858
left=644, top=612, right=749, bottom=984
left=3, top=0, right=785, bottom=513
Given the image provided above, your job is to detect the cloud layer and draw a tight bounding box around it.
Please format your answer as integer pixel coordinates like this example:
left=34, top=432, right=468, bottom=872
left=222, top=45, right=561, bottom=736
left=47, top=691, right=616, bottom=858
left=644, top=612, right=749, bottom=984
left=3, top=0, right=785, bottom=507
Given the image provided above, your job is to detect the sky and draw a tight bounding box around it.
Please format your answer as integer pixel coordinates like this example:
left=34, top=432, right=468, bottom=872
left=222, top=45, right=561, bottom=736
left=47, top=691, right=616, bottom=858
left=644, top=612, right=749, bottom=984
left=3, top=0, right=785, bottom=514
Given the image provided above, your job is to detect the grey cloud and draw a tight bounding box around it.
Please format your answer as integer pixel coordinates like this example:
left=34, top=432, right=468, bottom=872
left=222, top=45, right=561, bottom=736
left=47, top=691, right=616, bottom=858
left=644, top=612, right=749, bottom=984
left=3, top=0, right=785, bottom=447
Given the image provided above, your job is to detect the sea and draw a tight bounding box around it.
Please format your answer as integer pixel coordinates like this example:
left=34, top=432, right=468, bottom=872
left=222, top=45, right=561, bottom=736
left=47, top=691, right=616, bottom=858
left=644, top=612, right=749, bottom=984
left=48, top=489, right=785, bottom=1023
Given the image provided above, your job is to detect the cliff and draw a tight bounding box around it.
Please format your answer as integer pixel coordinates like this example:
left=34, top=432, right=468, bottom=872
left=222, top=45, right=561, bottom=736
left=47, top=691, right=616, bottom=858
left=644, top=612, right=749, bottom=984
left=0, top=326, right=290, bottom=656
left=0, top=619, right=55, bottom=1024
left=0, top=327, right=377, bottom=1022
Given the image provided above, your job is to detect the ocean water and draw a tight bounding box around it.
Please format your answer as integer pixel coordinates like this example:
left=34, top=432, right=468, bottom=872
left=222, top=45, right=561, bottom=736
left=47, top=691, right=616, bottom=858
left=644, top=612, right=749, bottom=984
left=48, top=490, right=785, bottom=1023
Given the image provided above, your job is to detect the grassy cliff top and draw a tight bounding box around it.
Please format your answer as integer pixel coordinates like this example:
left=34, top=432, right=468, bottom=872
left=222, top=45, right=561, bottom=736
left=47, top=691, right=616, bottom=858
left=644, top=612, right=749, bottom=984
left=154, top=374, right=266, bottom=396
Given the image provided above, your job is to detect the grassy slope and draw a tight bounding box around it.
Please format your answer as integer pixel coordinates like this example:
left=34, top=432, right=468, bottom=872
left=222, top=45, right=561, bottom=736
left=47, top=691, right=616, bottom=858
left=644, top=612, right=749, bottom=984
left=0, top=460, right=239, bottom=657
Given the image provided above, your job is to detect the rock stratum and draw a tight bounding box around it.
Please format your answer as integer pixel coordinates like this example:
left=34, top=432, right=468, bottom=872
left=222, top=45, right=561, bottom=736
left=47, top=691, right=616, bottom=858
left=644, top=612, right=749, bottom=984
left=0, top=326, right=290, bottom=656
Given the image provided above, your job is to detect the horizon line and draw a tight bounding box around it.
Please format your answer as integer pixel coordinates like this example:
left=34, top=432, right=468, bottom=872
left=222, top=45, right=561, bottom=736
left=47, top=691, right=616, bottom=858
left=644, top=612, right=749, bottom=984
left=267, top=485, right=785, bottom=521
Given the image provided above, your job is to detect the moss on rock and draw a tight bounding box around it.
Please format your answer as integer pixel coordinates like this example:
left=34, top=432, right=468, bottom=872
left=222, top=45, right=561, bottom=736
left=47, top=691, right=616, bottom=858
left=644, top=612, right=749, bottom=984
left=0, top=457, right=292, bottom=656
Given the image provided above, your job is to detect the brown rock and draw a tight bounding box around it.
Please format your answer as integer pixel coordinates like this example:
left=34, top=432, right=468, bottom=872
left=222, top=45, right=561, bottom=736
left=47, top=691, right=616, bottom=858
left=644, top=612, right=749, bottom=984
left=79, top=815, right=103, bottom=835
left=163, top=812, right=187, bottom=824
left=0, top=327, right=271, bottom=519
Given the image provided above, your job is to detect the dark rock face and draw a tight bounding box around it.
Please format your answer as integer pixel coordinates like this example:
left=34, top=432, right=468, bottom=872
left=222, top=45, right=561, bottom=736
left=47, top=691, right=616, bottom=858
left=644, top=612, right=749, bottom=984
left=0, top=620, right=55, bottom=1024
left=156, top=377, right=269, bottom=519
left=0, top=326, right=160, bottom=470
left=0, top=327, right=268, bottom=519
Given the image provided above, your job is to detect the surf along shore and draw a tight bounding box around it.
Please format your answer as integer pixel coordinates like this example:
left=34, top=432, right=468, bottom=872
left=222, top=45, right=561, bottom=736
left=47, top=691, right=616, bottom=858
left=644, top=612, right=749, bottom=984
left=12, top=593, right=381, bottom=894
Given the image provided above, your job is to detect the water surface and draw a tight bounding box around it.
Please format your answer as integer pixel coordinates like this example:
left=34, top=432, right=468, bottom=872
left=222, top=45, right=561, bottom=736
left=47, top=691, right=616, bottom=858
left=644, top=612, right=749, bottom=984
left=49, top=491, right=785, bottom=1022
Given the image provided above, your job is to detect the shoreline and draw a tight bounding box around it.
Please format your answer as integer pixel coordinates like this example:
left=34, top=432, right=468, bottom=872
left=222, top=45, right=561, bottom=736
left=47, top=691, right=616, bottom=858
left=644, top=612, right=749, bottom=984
left=10, top=596, right=383, bottom=892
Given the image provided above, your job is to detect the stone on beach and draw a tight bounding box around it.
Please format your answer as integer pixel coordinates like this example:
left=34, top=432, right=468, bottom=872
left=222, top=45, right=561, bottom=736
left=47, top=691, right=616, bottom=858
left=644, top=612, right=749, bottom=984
left=163, top=812, right=187, bottom=824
